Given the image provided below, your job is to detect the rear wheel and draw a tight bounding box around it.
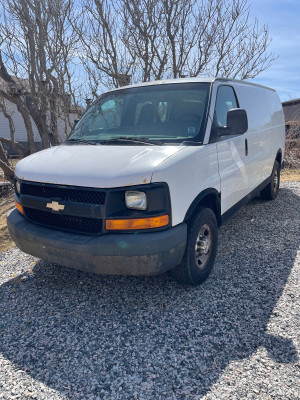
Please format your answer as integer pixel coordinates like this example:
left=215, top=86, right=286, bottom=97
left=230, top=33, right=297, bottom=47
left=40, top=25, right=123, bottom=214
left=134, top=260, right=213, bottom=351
left=171, top=207, right=218, bottom=285
left=261, top=160, right=280, bottom=200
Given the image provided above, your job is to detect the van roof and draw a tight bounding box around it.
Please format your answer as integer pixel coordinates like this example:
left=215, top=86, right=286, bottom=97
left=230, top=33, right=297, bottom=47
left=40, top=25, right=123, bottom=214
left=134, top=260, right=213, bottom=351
left=106, top=77, right=276, bottom=93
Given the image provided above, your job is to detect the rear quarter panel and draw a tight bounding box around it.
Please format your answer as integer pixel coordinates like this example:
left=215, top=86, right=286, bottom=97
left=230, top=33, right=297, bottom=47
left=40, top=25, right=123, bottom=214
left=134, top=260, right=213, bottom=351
left=264, top=89, right=286, bottom=167
left=234, top=84, right=285, bottom=187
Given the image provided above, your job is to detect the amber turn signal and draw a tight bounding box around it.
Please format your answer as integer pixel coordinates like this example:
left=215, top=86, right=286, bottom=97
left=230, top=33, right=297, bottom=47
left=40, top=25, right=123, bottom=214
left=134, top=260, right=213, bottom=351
left=15, top=200, right=24, bottom=214
left=106, top=215, right=169, bottom=230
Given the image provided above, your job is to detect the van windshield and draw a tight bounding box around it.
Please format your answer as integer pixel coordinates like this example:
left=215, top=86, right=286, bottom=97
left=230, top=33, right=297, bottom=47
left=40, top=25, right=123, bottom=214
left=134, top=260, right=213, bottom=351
left=67, top=83, right=210, bottom=145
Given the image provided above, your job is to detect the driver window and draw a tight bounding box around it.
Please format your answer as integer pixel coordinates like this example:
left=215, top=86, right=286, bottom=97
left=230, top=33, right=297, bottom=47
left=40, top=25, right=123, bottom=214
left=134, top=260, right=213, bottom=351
left=210, top=85, right=238, bottom=141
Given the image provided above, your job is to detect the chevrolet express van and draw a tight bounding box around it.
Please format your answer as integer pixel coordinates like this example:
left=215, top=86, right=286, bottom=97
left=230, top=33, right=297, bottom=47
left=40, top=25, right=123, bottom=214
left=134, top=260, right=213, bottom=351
left=7, top=78, right=285, bottom=285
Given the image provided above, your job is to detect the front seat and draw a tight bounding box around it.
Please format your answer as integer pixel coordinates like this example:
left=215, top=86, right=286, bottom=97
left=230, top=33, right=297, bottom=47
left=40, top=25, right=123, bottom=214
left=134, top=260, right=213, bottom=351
left=137, top=103, right=153, bottom=125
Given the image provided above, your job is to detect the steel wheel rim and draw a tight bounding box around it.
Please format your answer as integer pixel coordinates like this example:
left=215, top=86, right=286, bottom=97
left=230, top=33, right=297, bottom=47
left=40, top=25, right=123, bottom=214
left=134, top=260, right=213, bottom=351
left=195, top=224, right=212, bottom=270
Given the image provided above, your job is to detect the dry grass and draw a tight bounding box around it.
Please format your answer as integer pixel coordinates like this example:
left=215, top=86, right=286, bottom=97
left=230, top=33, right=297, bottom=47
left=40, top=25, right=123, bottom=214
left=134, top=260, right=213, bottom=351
left=281, top=168, right=300, bottom=182
left=0, top=189, right=15, bottom=252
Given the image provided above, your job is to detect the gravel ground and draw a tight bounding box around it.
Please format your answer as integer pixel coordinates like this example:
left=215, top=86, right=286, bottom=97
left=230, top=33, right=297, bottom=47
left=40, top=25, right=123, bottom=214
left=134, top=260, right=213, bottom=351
left=0, top=181, right=299, bottom=400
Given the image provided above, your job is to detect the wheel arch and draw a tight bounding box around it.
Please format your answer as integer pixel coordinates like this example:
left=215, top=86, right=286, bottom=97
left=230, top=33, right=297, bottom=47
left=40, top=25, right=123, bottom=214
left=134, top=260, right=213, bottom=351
left=184, top=188, right=221, bottom=226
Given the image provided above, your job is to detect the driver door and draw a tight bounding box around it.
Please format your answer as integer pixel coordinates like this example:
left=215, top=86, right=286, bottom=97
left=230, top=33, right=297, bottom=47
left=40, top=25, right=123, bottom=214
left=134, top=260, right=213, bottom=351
left=212, top=85, right=250, bottom=215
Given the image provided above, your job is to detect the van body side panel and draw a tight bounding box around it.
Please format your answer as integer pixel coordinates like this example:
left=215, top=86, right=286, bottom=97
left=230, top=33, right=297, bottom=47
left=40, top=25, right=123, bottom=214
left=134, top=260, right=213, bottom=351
left=216, top=135, right=249, bottom=214
left=233, top=84, right=285, bottom=190
left=151, top=145, right=220, bottom=226
left=233, top=84, right=272, bottom=190
left=264, top=90, right=286, bottom=170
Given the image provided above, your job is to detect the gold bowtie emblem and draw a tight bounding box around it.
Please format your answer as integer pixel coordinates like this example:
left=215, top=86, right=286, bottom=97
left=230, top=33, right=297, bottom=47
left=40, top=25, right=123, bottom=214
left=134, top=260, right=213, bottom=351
left=46, top=201, right=65, bottom=212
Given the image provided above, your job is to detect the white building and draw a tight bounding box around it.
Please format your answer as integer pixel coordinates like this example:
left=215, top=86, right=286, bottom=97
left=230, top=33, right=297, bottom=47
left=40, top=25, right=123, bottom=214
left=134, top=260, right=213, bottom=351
left=0, top=78, right=80, bottom=154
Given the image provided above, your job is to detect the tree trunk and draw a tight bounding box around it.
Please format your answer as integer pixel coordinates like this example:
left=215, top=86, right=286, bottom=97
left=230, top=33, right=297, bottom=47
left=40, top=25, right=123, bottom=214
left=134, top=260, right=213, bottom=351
left=0, top=138, right=27, bottom=158
left=15, top=99, right=36, bottom=154
left=0, top=89, right=36, bottom=154
left=0, top=97, right=16, bottom=152
left=0, top=141, right=14, bottom=181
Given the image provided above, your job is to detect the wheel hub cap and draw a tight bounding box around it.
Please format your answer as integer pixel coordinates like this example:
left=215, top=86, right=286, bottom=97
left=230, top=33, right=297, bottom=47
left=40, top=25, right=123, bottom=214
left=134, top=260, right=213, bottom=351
left=198, top=238, right=210, bottom=254
left=195, top=224, right=212, bottom=270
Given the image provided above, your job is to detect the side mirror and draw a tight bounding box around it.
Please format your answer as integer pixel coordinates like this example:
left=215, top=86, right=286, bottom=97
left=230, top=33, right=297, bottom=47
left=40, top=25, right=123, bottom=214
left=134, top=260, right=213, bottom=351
left=74, top=119, right=79, bottom=127
left=220, top=108, right=248, bottom=136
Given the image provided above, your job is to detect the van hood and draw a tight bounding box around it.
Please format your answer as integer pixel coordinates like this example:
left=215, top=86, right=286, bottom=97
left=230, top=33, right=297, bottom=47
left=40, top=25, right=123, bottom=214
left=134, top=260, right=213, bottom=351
left=15, top=144, right=186, bottom=188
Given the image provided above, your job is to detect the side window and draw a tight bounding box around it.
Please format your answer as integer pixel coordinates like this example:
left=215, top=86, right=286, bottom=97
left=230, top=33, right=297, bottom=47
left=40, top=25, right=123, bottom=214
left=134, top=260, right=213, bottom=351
left=157, top=101, right=169, bottom=123
left=209, top=85, right=239, bottom=142
left=214, top=86, right=238, bottom=128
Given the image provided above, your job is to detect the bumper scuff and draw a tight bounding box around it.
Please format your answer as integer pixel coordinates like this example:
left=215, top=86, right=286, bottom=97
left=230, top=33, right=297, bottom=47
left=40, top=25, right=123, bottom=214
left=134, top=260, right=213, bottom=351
left=7, top=208, right=187, bottom=276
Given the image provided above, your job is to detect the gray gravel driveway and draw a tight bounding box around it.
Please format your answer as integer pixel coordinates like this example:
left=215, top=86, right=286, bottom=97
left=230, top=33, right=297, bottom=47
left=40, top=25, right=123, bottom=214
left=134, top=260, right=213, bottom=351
left=0, top=181, right=299, bottom=399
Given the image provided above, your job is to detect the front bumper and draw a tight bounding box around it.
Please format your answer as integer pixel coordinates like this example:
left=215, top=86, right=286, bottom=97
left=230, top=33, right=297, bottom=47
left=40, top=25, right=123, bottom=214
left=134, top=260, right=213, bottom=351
left=7, top=208, right=187, bottom=276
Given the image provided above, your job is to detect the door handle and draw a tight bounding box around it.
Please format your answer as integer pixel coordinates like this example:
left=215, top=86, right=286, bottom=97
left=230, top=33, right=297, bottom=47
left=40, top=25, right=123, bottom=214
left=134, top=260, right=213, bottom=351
left=245, top=138, right=248, bottom=156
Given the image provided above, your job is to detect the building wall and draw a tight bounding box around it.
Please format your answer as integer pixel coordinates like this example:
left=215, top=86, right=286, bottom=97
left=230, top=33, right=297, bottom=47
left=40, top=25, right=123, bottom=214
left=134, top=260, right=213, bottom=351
left=0, top=99, right=78, bottom=146
left=0, top=100, right=40, bottom=143
left=282, top=101, right=300, bottom=122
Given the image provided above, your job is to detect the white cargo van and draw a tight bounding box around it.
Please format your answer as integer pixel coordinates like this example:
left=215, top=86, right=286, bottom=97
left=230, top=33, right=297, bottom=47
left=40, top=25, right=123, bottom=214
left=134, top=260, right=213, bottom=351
left=7, top=78, right=285, bottom=285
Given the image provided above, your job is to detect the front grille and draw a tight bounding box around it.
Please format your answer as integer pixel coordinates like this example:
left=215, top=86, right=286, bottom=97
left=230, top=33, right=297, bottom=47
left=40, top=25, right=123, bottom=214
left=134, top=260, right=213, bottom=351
left=24, top=207, right=102, bottom=234
left=22, top=182, right=106, bottom=205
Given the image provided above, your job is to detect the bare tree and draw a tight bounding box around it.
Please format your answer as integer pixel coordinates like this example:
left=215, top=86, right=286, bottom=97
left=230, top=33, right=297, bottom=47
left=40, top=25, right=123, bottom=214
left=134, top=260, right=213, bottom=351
left=285, top=122, right=300, bottom=169
left=0, top=86, right=28, bottom=180
left=0, top=65, right=36, bottom=154
left=122, top=0, right=168, bottom=81
left=0, top=0, right=277, bottom=177
left=0, top=140, right=14, bottom=181
left=0, top=93, right=27, bottom=157
left=77, top=0, right=276, bottom=91
left=0, top=0, right=81, bottom=150
left=71, top=0, right=132, bottom=95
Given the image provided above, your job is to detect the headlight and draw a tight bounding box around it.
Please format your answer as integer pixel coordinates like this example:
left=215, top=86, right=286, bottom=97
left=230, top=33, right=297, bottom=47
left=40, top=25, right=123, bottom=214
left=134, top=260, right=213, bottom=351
left=125, top=191, right=147, bottom=210
left=15, top=180, right=21, bottom=194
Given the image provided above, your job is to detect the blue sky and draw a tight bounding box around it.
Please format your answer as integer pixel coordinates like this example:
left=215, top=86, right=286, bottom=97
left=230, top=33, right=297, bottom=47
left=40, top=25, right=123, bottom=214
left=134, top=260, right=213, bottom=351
left=248, top=0, right=300, bottom=101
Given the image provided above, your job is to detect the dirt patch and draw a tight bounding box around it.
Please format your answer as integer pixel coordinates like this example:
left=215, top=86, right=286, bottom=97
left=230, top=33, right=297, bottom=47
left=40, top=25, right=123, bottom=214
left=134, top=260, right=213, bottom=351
left=0, top=190, right=15, bottom=252
left=281, top=168, right=300, bottom=182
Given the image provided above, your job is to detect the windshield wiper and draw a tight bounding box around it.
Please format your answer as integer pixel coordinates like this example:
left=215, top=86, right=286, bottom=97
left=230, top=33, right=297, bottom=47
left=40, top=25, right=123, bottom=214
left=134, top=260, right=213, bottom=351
left=180, top=140, right=203, bottom=146
left=98, top=137, right=156, bottom=146
left=66, top=138, right=97, bottom=145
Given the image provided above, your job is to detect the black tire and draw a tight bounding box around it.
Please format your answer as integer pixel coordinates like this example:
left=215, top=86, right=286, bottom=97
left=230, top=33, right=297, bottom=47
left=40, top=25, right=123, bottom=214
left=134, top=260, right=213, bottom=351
left=260, top=160, right=280, bottom=200
left=171, top=207, right=218, bottom=285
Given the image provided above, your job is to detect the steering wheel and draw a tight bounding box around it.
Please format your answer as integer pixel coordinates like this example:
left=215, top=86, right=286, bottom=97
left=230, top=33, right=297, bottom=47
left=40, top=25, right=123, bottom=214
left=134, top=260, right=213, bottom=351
left=177, top=113, right=201, bottom=122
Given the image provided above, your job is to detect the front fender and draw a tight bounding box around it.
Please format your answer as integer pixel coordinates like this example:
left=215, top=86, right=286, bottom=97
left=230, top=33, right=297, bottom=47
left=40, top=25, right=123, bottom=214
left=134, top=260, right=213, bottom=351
left=151, top=145, right=221, bottom=226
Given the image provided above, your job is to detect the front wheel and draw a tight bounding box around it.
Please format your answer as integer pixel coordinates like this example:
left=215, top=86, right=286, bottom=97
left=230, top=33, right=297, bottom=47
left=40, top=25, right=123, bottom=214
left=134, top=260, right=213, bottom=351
left=171, top=207, right=218, bottom=285
left=261, top=160, right=280, bottom=200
